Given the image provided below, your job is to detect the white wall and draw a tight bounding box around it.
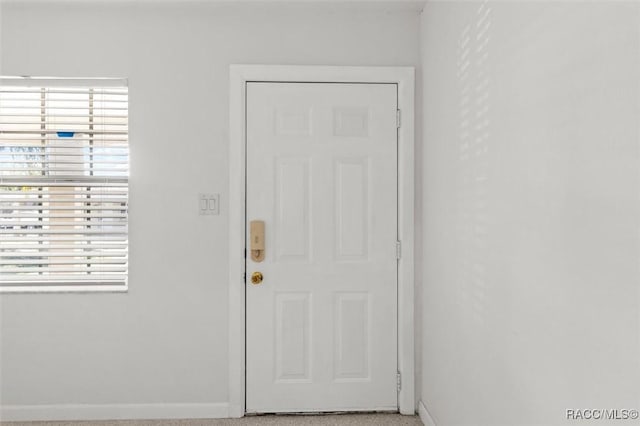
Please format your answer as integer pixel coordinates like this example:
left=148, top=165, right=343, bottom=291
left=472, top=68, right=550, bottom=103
left=0, top=1, right=420, bottom=418
left=420, top=1, right=640, bottom=425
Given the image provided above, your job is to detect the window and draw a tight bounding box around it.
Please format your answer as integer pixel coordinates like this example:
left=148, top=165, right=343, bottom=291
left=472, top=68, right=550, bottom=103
left=0, top=77, right=129, bottom=291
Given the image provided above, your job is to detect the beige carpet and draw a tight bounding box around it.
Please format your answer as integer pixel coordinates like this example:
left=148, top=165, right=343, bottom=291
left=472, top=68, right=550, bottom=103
left=2, top=413, right=422, bottom=426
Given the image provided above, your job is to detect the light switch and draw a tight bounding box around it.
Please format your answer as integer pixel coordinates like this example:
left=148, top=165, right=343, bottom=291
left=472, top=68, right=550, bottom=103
left=208, top=194, right=219, bottom=215
left=199, top=193, right=220, bottom=215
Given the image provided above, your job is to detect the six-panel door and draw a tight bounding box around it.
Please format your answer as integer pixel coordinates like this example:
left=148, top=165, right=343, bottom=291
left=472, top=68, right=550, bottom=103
left=246, top=82, right=398, bottom=413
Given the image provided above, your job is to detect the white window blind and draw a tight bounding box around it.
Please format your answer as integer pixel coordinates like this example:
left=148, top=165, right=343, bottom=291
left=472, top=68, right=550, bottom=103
left=0, top=77, right=128, bottom=289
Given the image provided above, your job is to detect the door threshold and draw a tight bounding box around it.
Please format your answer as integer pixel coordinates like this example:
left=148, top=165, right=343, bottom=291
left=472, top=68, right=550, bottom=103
left=246, top=409, right=399, bottom=416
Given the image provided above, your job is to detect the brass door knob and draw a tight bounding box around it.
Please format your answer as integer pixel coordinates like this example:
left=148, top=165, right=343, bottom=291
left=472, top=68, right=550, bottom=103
left=251, top=271, right=263, bottom=285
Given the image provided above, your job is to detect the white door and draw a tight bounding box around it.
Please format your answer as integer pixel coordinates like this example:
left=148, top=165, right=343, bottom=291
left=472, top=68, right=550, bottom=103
left=246, top=82, right=398, bottom=413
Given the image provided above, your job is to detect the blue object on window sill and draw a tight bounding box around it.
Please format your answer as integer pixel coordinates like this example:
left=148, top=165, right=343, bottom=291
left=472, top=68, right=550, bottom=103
left=56, top=132, right=75, bottom=138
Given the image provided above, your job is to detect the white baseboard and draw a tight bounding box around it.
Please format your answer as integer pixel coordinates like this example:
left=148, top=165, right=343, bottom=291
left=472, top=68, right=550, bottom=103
left=0, top=402, right=230, bottom=422
left=418, top=400, right=437, bottom=426
left=228, top=403, right=244, bottom=418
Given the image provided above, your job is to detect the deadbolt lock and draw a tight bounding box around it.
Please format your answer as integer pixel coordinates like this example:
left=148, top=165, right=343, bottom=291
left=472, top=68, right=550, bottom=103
left=250, top=220, right=266, bottom=262
left=251, top=271, right=263, bottom=285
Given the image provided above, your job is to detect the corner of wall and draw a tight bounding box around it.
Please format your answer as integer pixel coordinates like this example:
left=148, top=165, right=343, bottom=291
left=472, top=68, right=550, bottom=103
left=418, top=400, right=437, bottom=426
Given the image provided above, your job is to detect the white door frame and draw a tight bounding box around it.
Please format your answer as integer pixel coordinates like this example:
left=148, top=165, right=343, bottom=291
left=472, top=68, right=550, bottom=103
left=228, top=65, right=415, bottom=417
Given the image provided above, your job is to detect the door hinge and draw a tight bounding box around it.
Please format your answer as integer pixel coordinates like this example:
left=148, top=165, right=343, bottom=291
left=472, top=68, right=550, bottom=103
left=396, top=241, right=402, bottom=260
left=397, top=372, right=402, bottom=391
left=396, top=109, right=401, bottom=128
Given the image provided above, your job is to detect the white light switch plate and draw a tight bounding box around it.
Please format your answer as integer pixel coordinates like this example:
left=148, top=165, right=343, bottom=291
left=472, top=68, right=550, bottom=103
left=199, top=193, right=220, bottom=215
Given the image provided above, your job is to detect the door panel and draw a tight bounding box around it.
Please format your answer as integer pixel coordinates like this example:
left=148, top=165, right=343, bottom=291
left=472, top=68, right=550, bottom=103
left=275, top=158, right=310, bottom=261
left=246, top=82, right=397, bottom=413
left=275, top=292, right=311, bottom=382
left=334, top=292, right=370, bottom=380
left=335, top=158, right=370, bottom=260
